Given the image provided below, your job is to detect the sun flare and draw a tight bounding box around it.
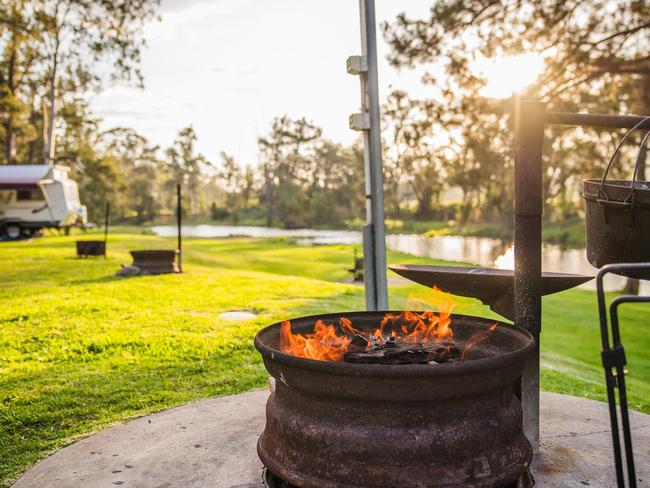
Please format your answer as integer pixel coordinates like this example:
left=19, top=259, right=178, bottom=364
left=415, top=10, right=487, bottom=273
left=474, top=53, right=545, bottom=99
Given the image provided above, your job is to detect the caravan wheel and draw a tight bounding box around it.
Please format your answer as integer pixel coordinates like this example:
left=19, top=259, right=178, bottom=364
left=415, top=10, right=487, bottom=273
left=4, top=224, right=22, bottom=241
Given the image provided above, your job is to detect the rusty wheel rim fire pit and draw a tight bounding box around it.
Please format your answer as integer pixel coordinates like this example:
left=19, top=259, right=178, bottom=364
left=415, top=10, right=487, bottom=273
left=255, top=310, right=535, bottom=488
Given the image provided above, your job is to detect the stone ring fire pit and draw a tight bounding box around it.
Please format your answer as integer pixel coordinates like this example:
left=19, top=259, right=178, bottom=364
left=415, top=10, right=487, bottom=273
left=255, top=310, right=535, bottom=488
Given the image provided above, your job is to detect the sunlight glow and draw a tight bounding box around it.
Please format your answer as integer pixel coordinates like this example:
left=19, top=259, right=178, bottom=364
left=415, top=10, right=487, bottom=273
left=474, top=53, right=545, bottom=99
left=494, top=246, right=514, bottom=270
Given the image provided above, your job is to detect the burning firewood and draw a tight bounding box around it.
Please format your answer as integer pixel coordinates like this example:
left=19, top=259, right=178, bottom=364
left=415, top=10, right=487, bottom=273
left=343, top=340, right=460, bottom=365
left=280, top=291, right=475, bottom=364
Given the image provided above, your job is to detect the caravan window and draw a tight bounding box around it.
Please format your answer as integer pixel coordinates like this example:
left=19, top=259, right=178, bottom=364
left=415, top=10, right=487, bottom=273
left=16, top=189, right=44, bottom=201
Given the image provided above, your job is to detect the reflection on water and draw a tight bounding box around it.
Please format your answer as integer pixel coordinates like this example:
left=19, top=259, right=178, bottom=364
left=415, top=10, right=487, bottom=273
left=151, top=224, right=361, bottom=245
left=151, top=225, right=646, bottom=293
left=385, top=234, right=510, bottom=268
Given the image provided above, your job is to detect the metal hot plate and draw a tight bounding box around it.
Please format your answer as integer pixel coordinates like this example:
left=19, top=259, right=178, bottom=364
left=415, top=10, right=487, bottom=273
left=389, top=264, right=593, bottom=321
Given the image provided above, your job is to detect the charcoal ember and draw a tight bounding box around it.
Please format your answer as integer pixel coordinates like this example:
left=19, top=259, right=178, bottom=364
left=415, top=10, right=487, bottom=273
left=350, top=334, right=369, bottom=348
left=344, top=342, right=461, bottom=365
left=429, top=343, right=460, bottom=363
left=368, top=336, right=380, bottom=348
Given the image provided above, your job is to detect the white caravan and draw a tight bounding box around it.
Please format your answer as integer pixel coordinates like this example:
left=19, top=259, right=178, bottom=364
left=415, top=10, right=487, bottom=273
left=0, top=164, right=87, bottom=240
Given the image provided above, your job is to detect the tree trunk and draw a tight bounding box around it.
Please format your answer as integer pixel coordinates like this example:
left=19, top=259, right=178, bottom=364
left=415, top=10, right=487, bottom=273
left=44, top=36, right=61, bottom=166
left=44, top=68, right=57, bottom=165
left=264, top=162, right=273, bottom=227
left=4, top=25, right=18, bottom=164
left=26, top=96, right=38, bottom=162
left=42, top=98, right=49, bottom=162
left=5, top=121, right=16, bottom=164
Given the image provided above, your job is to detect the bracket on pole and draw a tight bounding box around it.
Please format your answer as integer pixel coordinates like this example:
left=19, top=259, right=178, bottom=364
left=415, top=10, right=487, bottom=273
left=349, top=112, right=371, bottom=131
left=346, top=55, right=368, bottom=75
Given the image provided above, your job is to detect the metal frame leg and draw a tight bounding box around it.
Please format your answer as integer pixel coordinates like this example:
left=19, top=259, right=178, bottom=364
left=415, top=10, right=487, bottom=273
left=513, top=99, right=545, bottom=449
left=596, top=263, right=650, bottom=488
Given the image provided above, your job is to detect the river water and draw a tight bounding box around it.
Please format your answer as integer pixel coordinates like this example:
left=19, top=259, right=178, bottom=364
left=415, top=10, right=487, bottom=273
left=151, top=224, right=646, bottom=293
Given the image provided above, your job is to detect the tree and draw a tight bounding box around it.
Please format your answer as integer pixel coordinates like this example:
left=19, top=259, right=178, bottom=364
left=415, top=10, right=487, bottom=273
left=305, top=140, right=364, bottom=227
left=384, top=1, right=649, bottom=105
left=383, top=0, right=650, bottom=220
left=35, top=0, right=159, bottom=164
left=102, top=127, right=161, bottom=222
left=216, top=151, right=244, bottom=223
left=257, top=116, right=322, bottom=227
left=0, top=0, right=160, bottom=165
left=0, top=0, right=40, bottom=163
left=240, top=166, right=256, bottom=211
left=382, top=90, right=446, bottom=218
left=53, top=112, right=165, bottom=224
left=165, top=126, right=211, bottom=216
left=53, top=99, right=121, bottom=222
left=255, top=116, right=365, bottom=228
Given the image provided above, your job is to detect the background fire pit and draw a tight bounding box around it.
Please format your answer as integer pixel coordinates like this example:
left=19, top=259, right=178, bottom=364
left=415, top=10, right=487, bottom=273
left=120, top=185, right=183, bottom=276
left=76, top=202, right=109, bottom=258
left=255, top=311, right=534, bottom=488
left=76, top=240, right=105, bottom=258
left=128, top=249, right=179, bottom=274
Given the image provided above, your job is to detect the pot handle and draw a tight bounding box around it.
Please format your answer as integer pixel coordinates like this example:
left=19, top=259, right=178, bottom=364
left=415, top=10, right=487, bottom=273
left=629, top=130, right=650, bottom=208
left=599, top=116, right=650, bottom=207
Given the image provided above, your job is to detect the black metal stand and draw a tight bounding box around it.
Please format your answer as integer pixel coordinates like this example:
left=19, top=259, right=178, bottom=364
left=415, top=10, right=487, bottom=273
left=513, top=101, right=650, bottom=451
left=176, top=183, right=182, bottom=273
left=103, top=202, right=110, bottom=259
left=596, top=263, right=649, bottom=488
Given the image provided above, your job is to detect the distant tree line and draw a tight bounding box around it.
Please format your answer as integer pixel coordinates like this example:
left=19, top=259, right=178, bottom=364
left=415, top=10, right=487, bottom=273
left=1, top=0, right=648, bottom=229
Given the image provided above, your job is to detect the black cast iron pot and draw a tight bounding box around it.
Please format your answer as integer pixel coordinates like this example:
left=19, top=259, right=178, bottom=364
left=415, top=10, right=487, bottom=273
left=583, top=179, right=650, bottom=272
left=583, top=116, right=650, bottom=276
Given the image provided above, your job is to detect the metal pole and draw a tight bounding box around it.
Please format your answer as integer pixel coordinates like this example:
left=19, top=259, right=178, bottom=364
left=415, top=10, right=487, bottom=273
left=513, top=99, right=545, bottom=450
left=358, top=0, right=388, bottom=310
left=177, top=183, right=182, bottom=273
left=546, top=112, right=650, bottom=129
left=103, top=202, right=110, bottom=259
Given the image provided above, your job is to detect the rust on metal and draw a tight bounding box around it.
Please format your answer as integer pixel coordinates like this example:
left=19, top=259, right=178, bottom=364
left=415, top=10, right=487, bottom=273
left=255, top=311, right=534, bottom=488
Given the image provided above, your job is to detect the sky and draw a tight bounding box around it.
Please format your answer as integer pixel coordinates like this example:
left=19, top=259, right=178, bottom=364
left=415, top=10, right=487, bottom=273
left=89, top=0, right=435, bottom=166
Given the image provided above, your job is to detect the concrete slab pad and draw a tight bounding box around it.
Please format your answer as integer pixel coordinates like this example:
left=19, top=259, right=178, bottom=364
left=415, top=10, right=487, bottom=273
left=12, top=391, right=650, bottom=488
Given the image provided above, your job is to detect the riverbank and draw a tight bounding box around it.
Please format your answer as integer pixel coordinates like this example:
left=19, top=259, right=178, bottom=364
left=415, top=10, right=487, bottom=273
left=150, top=216, right=586, bottom=248
left=394, top=219, right=585, bottom=249
left=149, top=222, right=638, bottom=293
left=2, top=231, right=647, bottom=486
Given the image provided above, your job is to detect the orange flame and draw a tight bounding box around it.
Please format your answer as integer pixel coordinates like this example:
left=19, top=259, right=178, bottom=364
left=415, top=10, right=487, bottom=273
left=461, top=323, right=498, bottom=361
left=281, top=319, right=352, bottom=361
left=278, top=286, right=485, bottom=363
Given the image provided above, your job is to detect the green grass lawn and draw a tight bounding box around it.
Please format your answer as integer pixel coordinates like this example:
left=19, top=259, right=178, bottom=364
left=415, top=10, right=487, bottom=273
left=1, top=230, right=648, bottom=486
